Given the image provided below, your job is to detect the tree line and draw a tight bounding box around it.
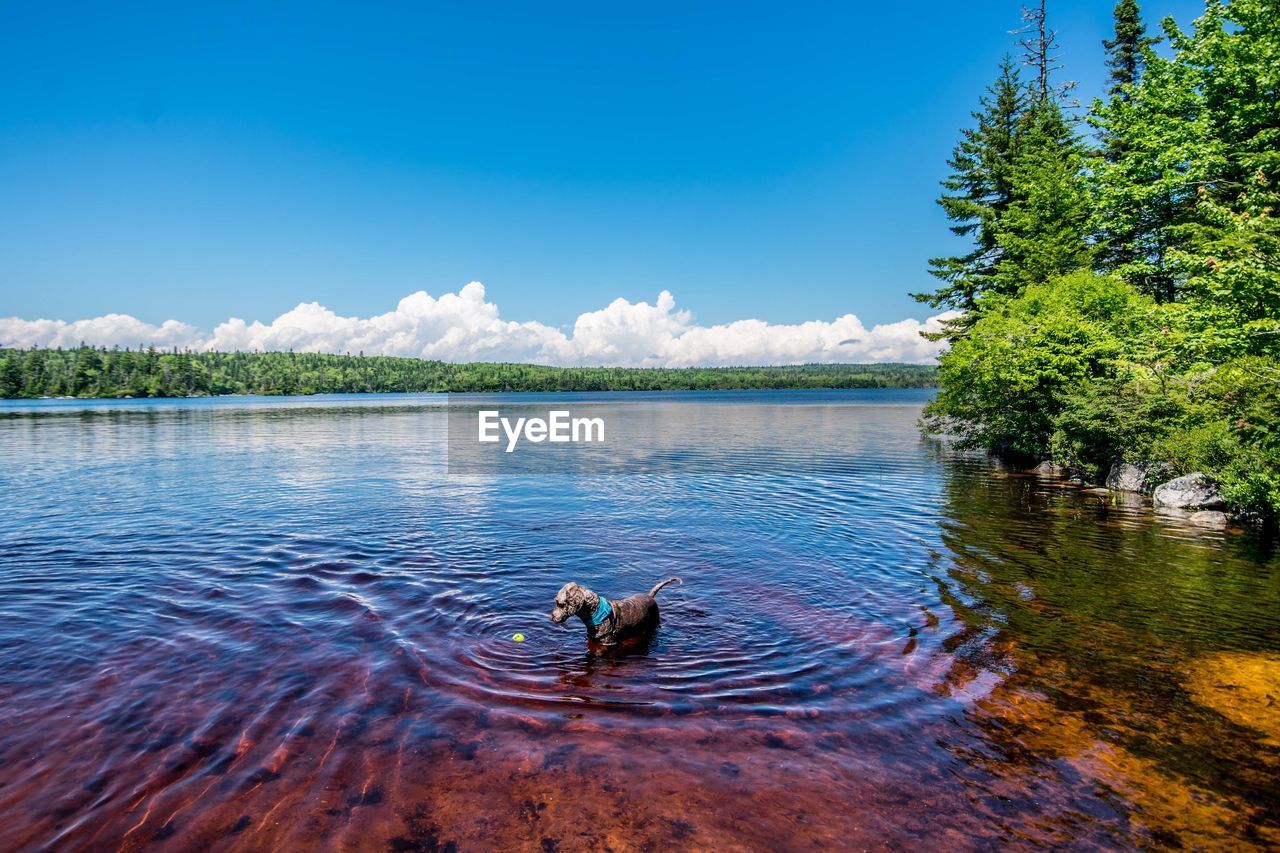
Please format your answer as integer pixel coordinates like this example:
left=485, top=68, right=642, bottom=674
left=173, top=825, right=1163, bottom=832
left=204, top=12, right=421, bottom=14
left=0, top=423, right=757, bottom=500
left=916, top=0, right=1279, bottom=518
left=0, top=346, right=937, bottom=397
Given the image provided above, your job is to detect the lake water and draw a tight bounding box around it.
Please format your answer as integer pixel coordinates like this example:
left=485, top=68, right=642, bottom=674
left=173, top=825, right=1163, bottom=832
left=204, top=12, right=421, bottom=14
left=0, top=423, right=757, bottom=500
left=1, top=390, right=1277, bottom=849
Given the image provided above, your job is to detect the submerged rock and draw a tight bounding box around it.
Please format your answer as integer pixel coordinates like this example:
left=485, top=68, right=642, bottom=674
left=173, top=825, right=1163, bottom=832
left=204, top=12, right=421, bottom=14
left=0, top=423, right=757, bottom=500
left=1105, top=460, right=1171, bottom=494
left=1188, top=510, right=1229, bottom=529
left=1186, top=652, right=1280, bottom=747
left=1152, top=473, right=1227, bottom=510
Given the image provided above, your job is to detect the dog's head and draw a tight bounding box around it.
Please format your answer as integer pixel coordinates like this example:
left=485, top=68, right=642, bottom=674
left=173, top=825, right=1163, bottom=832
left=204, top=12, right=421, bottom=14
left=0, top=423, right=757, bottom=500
left=551, top=582, right=590, bottom=625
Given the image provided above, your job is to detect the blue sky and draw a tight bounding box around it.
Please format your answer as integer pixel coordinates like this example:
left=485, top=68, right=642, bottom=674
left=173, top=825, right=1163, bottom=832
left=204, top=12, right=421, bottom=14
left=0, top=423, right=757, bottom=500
left=1, top=0, right=1204, bottom=338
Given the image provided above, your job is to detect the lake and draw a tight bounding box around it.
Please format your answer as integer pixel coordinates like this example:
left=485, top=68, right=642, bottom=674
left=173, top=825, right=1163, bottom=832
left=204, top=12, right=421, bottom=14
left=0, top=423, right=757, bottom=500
left=1, top=390, right=1277, bottom=849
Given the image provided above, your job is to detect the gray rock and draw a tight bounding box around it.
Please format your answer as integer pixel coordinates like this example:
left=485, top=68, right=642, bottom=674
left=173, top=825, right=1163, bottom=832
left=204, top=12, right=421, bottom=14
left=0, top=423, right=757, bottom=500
left=1105, top=460, right=1172, bottom=494
left=1033, top=460, right=1067, bottom=477
left=1106, top=462, right=1143, bottom=492
left=1153, top=473, right=1228, bottom=510
left=1188, top=510, right=1230, bottom=529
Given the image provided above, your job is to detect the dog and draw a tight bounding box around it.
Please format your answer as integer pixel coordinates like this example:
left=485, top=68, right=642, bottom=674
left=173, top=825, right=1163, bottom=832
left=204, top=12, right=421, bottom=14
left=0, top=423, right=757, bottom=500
left=550, top=577, right=682, bottom=646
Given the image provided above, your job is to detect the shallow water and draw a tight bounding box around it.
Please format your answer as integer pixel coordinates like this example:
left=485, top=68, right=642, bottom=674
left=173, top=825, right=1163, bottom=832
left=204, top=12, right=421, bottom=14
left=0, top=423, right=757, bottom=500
left=1, top=390, right=1277, bottom=849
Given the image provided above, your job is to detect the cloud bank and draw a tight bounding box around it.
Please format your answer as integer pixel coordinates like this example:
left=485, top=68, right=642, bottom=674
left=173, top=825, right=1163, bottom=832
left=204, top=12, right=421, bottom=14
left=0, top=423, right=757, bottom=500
left=0, top=283, right=955, bottom=367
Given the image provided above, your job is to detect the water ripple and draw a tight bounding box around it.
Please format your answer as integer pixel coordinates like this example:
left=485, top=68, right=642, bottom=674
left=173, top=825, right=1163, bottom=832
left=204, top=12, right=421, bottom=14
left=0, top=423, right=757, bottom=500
left=1, top=391, right=1276, bottom=848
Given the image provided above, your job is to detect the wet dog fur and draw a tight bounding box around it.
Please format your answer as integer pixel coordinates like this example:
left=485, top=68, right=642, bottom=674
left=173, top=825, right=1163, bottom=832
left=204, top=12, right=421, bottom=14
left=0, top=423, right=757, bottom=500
left=550, top=578, right=681, bottom=646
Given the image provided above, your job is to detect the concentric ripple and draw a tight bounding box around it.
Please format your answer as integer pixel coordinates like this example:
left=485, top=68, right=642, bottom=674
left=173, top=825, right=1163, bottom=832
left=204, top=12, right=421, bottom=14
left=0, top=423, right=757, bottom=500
left=1, top=391, right=1277, bottom=849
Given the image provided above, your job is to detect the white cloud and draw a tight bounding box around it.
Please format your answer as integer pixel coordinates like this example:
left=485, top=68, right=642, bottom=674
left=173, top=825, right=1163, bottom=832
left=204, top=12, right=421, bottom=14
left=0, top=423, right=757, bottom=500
left=0, top=283, right=956, bottom=366
left=0, top=313, right=204, bottom=351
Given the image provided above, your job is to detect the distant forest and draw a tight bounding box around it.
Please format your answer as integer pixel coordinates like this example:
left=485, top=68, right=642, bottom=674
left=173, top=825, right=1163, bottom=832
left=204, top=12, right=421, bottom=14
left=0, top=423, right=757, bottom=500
left=0, top=347, right=937, bottom=398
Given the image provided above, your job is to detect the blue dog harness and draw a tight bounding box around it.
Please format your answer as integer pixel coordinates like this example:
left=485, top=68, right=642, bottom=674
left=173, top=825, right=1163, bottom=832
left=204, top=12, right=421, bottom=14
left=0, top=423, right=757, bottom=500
left=589, top=597, right=613, bottom=627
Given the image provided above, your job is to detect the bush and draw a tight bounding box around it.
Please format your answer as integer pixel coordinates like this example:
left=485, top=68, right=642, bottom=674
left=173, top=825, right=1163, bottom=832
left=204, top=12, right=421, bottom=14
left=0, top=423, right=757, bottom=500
left=924, top=272, right=1162, bottom=457
left=925, top=272, right=1280, bottom=519
left=1050, top=377, right=1187, bottom=481
left=1152, top=358, right=1280, bottom=517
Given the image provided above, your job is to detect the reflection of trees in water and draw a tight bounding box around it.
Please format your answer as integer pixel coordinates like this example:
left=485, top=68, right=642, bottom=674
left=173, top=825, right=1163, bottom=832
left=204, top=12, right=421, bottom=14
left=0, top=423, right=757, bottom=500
left=925, top=457, right=1280, bottom=844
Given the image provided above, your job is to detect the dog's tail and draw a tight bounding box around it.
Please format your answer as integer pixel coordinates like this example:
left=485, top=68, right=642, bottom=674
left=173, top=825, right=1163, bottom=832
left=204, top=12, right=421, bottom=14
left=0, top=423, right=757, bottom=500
left=649, top=577, right=682, bottom=598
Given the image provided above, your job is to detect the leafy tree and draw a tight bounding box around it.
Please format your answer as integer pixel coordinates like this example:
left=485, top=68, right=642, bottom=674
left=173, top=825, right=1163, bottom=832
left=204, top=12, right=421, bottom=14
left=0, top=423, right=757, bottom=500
left=1093, top=0, right=1279, bottom=309
left=1174, top=182, right=1280, bottom=362
left=924, top=0, right=1280, bottom=520
left=1167, top=0, right=1280, bottom=358
left=923, top=272, right=1161, bottom=457
left=1089, top=33, right=1204, bottom=302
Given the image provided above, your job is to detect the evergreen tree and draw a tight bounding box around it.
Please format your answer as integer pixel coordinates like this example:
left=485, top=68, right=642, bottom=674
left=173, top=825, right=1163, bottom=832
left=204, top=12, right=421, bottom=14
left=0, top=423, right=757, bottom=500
left=924, top=0, right=1280, bottom=518
left=1017, top=1, right=1052, bottom=103
left=1089, top=19, right=1201, bottom=302
left=919, top=4, right=1094, bottom=333
left=915, top=57, right=1026, bottom=324
left=1090, top=1, right=1168, bottom=288
left=20, top=348, right=43, bottom=396
left=1102, top=0, right=1158, bottom=102
left=0, top=352, right=19, bottom=397
left=1098, top=0, right=1159, bottom=170
left=71, top=347, right=102, bottom=396
left=0, top=348, right=939, bottom=398
left=994, top=100, right=1094, bottom=293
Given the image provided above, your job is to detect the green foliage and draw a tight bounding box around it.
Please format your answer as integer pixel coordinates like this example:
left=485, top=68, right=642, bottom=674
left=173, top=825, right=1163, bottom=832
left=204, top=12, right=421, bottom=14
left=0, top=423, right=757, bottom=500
left=1091, top=0, right=1280, bottom=307
left=1150, top=358, right=1280, bottom=516
left=0, top=347, right=937, bottom=398
left=1173, top=188, right=1280, bottom=361
left=925, top=0, right=1280, bottom=520
left=1049, top=377, right=1184, bottom=480
left=924, top=272, right=1160, bottom=456
left=993, top=101, right=1094, bottom=294
left=919, top=56, right=1026, bottom=321
left=918, top=30, right=1095, bottom=337
left=930, top=273, right=1279, bottom=516
left=1102, top=0, right=1159, bottom=100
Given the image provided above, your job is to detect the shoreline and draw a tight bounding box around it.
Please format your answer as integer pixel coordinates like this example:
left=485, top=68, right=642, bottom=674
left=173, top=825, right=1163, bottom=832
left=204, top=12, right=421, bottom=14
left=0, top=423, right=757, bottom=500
left=0, top=348, right=938, bottom=398
left=4, top=385, right=942, bottom=402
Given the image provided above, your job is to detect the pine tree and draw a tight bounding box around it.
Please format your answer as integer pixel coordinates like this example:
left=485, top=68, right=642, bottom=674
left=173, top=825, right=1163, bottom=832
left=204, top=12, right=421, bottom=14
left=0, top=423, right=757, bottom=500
left=1089, top=19, right=1199, bottom=302
left=995, top=100, right=1094, bottom=293
left=20, top=348, right=43, bottom=395
left=1102, top=0, right=1158, bottom=103
left=0, top=352, right=20, bottom=397
left=915, top=57, right=1027, bottom=323
left=993, top=0, right=1092, bottom=293
left=1098, top=0, right=1158, bottom=173
left=1090, top=0, right=1162, bottom=286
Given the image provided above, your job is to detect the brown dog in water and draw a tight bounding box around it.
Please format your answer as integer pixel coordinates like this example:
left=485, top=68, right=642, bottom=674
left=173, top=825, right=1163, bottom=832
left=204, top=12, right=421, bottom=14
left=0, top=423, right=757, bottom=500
left=550, top=578, right=682, bottom=646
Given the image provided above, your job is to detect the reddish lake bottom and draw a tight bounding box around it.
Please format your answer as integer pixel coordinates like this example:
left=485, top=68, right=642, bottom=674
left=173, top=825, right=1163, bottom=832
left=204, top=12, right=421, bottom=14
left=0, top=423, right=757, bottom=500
left=0, top=394, right=1276, bottom=849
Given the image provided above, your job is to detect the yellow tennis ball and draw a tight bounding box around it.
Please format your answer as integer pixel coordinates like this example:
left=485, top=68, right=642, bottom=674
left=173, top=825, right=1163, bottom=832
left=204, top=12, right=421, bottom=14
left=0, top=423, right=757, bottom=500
left=512, top=633, right=525, bottom=643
